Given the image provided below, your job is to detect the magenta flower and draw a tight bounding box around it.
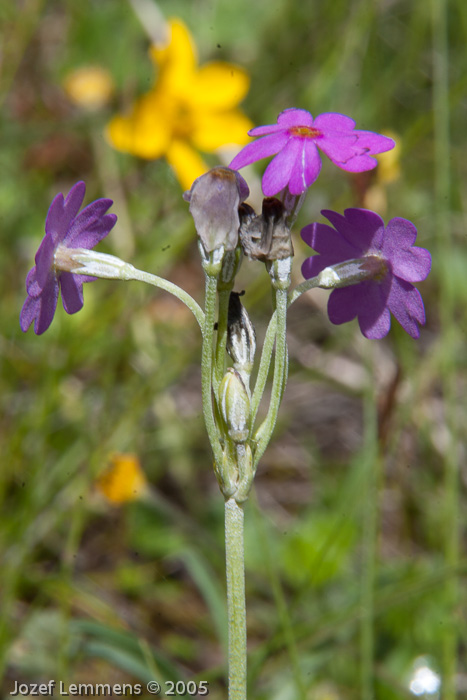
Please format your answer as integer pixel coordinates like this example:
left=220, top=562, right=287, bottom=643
left=20, top=181, right=117, bottom=335
left=301, top=209, right=431, bottom=339
left=229, top=108, right=395, bottom=197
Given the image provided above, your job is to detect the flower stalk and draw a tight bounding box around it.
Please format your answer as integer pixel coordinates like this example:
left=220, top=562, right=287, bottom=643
left=225, top=498, right=247, bottom=700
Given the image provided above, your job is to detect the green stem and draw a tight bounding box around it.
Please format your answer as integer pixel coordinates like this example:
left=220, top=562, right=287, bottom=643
left=201, top=273, right=225, bottom=468
left=250, top=276, right=321, bottom=437
left=225, top=498, right=247, bottom=700
left=252, top=287, right=288, bottom=470
left=250, top=313, right=276, bottom=428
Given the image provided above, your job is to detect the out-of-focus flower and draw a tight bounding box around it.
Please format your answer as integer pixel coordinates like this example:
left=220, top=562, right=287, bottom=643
left=63, top=66, right=115, bottom=111
left=183, top=166, right=249, bottom=253
left=97, top=453, right=148, bottom=504
left=20, top=181, right=117, bottom=335
left=229, top=108, right=395, bottom=197
left=301, top=208, right=431, bottom=339
left=106, top=18, right=253, bottom=190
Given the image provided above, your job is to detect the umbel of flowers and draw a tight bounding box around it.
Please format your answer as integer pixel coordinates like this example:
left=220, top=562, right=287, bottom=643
left=21, top=108, right=431, bottom=700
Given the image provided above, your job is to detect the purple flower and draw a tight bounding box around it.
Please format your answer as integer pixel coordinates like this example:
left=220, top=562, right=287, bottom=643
left=229, top=108, right=395, bottom=197
left=20, top=181, right=117, bottom=335
left=301, top=209, right=431, bottom=339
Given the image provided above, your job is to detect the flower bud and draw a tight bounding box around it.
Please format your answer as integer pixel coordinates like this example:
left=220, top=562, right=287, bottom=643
left=183, top=167, right=249, bottom=254
left=218, top=368, right=250, bottom=443
left=226, top=292, right=256, bottom=377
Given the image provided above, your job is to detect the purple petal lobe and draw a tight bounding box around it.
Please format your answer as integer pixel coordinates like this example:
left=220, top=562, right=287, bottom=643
left=316, top=132, right=360, bottom=165
left=301, top=222, right=358, bottom=260
left=20, top=275, right=59, bottom=335
left=321, top=208, right=384, bottom=252
left=34, top=234, right=56, bottom=289
left=261, top=140, right=300, bottom=196
left=229, top=132, right=289, bottom=170
left=387, top=277, right=425, bottom=338
left=288, top=139, right=321, bottom=194
left=277, top=108, right=314, bottom=129
left=313, top=113, right=356, bottom=132
left=45, top=182, right=86, bottom=244
left=336, top=153, right=379, bottom=173
left=66, top=200, right=117, bottom=247
left=353, top=130, right=395, bottom=154
left=60, top=272, right=85, bottom=314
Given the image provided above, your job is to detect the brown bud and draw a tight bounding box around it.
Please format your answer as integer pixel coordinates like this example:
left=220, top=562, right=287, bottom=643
left=184, top=167, right=249, bottom=253
left=239, top=197, right=293, bottom=262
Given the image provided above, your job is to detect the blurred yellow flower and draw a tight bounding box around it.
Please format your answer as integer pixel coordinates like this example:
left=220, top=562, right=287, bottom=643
left=375, top=130, right=401, bottom=184
left=106, top=18, right=253, bottom=190
left=64, top=66, right=115, bottom=111
left=96, top=453, right=148, bottom=504
left=363, top=131, right=401, bottom=212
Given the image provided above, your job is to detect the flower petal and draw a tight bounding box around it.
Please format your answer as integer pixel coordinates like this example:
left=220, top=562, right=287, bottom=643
left=387, top=277, right=426, bottom=338
left=277, top=108, right=314, bottom=129
left=20, top=273, right=59, bottom=334
left=229, top=131, right=289, bottom=170
left=66, top=199, right=117, bottom=248
left=261, top=138, right=301, bottom=196
left=328, top=280, right=391, bottom=338
left=301, top=221, right=359, bottom=259
left=313, top=112, right=356, bottom=132
left=189, top=63, right=250, bottom=109
left=191, top=109, right=253, bottom=152
left=321, top=208, right=385, bottom=252
left=316, top=132, right=360, bottom=165
left=336, top=153, right=380, bottom=172
left=354, top=130, right=395, bottom=155
left=45, top=182, right=86, bottom=244
left=382, top=218, right=432, bottom=282
left=150, top=19, right=197, bottom=91
left=60, top=271, right=85, bottom=314
left=106, top=92, right=172, bottom=159
left=287, top=138, right=321, bottom=194
left=33, top=233, right=56, bottom=289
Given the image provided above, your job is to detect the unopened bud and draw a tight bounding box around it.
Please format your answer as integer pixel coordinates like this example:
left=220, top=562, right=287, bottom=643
left=218, top=368, right=250, bottom=443
left=184, top=167, right=249, bottom=254
left=226, top=292, right=256, bottom=377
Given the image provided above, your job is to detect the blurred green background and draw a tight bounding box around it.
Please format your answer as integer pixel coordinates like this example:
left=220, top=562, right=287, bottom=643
left=1, top=0, right=465, bottom=697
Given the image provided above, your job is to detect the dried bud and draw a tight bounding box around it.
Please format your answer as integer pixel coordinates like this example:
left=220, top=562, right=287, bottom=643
left=184, top=167, right=249, bottom=254
left=226, top=292, right=256, bottom=376
left=239, top=197, right=294, bottom=262
left=218, top=368, right=250, bottom=443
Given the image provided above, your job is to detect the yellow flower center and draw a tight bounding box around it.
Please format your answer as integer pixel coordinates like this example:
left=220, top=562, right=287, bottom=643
left=289, top=126, right=322, bottom=139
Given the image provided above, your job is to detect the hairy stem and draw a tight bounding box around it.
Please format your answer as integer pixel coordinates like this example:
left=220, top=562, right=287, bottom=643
left=225, top=498, right=247, bottom=700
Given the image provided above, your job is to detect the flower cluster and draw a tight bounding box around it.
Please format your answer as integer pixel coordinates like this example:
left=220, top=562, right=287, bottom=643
left=21, top=102, right=431, bottom=341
